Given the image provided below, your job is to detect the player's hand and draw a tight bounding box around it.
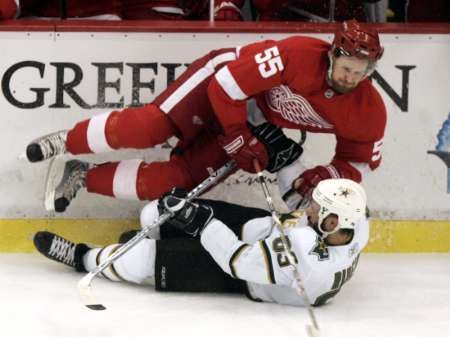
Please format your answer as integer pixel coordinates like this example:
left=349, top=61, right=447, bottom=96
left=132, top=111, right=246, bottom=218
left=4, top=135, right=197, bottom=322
left=158, top=188, right=214, bottom=237
left=294, top=166, right=332, bottom=207
left=218, top=126, right=269, bottom=173
left=282, top=166, right=332, bottom=209
left=214, top=1, right=242, bottom=21
left=249, top=122, right=303, bottom=173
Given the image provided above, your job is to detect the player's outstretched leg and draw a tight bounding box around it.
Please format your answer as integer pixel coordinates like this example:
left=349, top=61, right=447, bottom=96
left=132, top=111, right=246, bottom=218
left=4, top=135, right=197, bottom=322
left=33, top=231, right=89, bottom=272
left=26, top=130, right=68, bottom=162
left=26, top=105, right=178, bottom=163
left=45, top=158, right=92, bottom=212
left=34, top=231, right=156, bottom=285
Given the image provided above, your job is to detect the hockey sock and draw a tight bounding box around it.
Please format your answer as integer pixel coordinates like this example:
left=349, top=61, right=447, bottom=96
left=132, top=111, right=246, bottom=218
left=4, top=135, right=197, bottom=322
left=106, top=105, right=176, bottom=149
left=66, top=105, right=176, bottom=154
left=82, top=239, right=156, bottom=285
left=85, top=157, right=194, bottom=201
left=136, top=157, right=194, bottom=200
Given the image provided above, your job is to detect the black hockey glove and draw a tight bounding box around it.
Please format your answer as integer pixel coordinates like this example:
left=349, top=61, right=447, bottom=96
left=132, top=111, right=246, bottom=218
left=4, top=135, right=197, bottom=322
left=249, top=122, right=303, bottom=173
left=158, top=188, right=214, bottom=237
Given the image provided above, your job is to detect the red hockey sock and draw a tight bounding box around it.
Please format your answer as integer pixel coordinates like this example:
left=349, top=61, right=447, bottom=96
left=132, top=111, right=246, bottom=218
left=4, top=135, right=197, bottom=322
left=136, top=157, right=194, bottom=200
left=106, top=105, right=177, bottom=149
left=85, top=158, right=194, bottom=201
left=66, top=105, right=176, bottom=155
left=66, top=120, right=91, bottom=154
left=85, top=163, right=119, bottom=197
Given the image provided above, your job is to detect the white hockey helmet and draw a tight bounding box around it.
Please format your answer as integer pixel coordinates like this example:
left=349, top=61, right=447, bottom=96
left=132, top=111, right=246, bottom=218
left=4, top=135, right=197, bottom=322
left=312, top=178, right=367, bottom=237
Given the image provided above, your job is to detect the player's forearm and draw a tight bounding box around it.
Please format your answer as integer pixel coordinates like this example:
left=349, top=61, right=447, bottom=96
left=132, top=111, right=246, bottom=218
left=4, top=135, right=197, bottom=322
left=201, top=219, right=290, bottom=285
left=200, top=219, right=245, bottom=276
left=207, top=75, right=248, bottom=132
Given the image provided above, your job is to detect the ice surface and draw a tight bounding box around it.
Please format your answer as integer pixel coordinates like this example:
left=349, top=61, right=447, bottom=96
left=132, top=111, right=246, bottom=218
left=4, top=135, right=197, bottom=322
left=0, top=253, right=449, bottom=337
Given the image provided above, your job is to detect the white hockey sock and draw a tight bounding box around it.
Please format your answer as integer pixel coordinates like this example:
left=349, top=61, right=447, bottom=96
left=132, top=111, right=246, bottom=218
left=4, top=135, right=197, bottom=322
left=82, top=239, right=156, bottom=285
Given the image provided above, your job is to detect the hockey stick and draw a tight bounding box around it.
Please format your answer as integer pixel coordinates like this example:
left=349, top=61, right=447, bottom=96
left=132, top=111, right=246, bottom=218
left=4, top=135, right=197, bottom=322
left=253, top=159, right=322, bottom=337
left=78, top=160, right=237, bottom=311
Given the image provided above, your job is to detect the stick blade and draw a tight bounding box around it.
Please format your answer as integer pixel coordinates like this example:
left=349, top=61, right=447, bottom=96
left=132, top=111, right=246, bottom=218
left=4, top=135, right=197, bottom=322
left=78, top=274, right=106, bottom=311
left=86, top=304, right=106, bottom=311
left=306, top=325, right=322, bottom=337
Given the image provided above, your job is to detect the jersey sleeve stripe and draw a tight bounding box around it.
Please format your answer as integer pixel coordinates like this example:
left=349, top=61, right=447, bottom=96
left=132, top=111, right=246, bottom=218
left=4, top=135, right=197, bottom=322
left=215, top=65, right=248, bottom=101
left=160, top=51, right=237, bottom=113
left=259, top=240, right=276, bottom=284
left=229, top=243, right=250, bottom=279
left=324, top=164, right=341, bottom=179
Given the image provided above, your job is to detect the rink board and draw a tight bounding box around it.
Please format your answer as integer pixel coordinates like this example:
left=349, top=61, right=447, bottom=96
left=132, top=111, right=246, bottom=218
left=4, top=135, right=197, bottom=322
left=0, top=22, right=449, bottom=252
left=1, top=218, right=449, bottom=253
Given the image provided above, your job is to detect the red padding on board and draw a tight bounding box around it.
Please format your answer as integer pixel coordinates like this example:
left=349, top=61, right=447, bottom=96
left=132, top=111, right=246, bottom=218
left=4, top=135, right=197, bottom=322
left=0, top=20, right=449, bottom=34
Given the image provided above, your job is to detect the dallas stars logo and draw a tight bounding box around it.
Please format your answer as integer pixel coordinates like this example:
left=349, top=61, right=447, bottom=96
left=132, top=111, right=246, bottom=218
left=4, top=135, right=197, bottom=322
left=309, top=236, right=330, bottom=261
left=337, top=187, right=352, bottom=198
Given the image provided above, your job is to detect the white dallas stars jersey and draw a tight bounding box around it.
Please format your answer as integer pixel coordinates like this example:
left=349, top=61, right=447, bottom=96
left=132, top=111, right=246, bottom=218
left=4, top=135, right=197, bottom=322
left=200, top=211, right=369, bottom=306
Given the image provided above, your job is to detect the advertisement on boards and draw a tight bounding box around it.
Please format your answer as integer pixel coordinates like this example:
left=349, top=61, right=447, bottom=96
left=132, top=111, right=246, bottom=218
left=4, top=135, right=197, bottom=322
left=0, top=31, right=449, bottom=219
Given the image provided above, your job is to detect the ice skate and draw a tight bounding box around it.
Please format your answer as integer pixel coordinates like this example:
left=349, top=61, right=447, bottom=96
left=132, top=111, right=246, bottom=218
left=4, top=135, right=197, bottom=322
left=26, top=130, right=68, bottom=162
left=33, top=231, right=89, bottom=272
left=45, top=158, right=91, bottom=212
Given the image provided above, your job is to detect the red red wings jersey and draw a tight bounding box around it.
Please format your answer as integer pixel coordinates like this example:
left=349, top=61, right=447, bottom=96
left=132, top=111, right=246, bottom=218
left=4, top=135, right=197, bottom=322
left=208, top=36, right=387, bottom=171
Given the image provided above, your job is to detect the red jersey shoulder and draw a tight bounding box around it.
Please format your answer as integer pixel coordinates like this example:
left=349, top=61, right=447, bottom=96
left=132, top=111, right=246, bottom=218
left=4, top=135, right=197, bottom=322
left=339, top=80, right=387, bottom=142
left=278, top=36, right=331, bottom=50
left=276, top=36, right=330, bottom=86
left=277, top=36, right=330, bottom=64
left=239, top=36, right=330, bottom=62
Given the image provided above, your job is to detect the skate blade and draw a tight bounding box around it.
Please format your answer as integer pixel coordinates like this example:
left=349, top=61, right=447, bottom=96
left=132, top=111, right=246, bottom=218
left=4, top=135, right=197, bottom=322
left=44, top=158, right=66, bottom=211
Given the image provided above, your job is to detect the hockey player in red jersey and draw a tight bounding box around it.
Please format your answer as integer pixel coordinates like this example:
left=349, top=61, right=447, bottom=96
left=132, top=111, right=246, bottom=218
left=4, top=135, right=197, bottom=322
left=25, top=20, right=386, bottom=213
left=208, top=19, right=386, bottom=208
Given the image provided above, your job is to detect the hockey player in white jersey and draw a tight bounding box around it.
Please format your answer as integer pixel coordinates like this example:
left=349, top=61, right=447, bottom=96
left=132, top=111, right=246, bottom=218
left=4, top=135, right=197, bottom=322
left=33, top=178, right=368, bottom=307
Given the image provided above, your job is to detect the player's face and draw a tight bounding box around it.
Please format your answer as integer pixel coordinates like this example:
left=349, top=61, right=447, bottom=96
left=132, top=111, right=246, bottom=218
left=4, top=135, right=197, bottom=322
left=305, top=201, right=339, bottom=231
left=330, top=55, right=369, bottom=93
left=306, top=201, right=352, bottom=245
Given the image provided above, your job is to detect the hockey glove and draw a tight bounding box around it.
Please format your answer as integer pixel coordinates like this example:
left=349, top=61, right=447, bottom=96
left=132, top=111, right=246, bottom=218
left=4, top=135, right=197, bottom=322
left=214, top=1, right=242, bottom=21
left=283, top=166, right=333, bottom=209
left=218, top=126, right=268, bottom=173
left=249, top=122, right=303, bottom=173
left=158, top=188, right=214, bottom=237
